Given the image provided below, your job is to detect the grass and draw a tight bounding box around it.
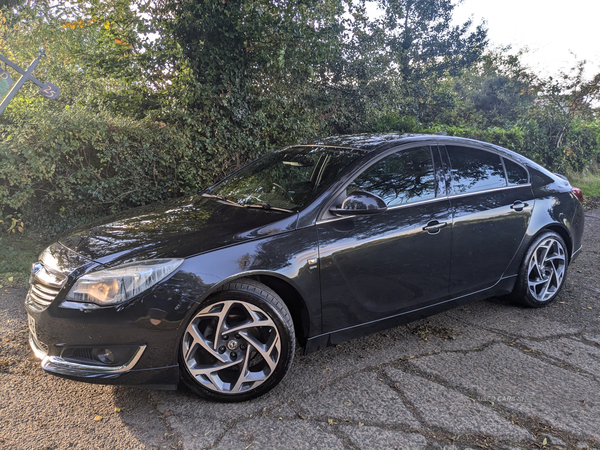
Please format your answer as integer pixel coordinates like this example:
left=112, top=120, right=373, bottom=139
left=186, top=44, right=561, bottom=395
left=0, top=231, right=45, bottom=289
left=567, top=167, right=600, bottom=198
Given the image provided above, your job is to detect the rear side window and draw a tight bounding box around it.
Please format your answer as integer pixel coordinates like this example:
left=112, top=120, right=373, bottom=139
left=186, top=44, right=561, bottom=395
left=348, top=146, right=437, bottom=207
left=447, top=146, right=506, bottom=194
left=504, top=158, right=529, bottom=185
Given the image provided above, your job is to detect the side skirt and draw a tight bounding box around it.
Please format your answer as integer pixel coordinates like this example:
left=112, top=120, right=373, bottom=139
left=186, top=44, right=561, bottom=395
left=304, top=276, right=516, bottom=354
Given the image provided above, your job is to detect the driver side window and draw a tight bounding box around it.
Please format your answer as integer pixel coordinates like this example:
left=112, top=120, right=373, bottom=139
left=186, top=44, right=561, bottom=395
left=347, top=146, right=437, bottom=207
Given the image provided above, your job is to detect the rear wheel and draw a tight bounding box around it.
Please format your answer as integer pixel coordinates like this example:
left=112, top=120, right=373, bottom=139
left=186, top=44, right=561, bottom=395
left=179, top=279, right=295, bottom=402
left=511, top=231, right=568, bottom=307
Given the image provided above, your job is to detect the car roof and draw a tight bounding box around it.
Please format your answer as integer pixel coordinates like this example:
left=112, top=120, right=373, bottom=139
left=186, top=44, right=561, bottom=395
left=306, top=133, right=432, bottom=151
left=306, top=133, right=502, bottom=153
left=307, top=133, right=521, bottom=160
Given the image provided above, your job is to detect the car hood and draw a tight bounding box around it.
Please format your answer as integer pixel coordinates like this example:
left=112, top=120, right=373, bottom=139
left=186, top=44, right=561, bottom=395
left=58, top=195, right=298, bottom=266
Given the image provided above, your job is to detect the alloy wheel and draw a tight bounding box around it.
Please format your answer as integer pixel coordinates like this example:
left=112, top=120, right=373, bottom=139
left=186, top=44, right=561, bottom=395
left=526, top=237, right=566, bottom=302
left=182, top=300, right=281, bottom=394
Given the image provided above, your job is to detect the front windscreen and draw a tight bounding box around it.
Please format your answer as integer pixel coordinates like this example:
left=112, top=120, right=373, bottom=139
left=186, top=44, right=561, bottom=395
left=210, top=146, right=366, bottom=211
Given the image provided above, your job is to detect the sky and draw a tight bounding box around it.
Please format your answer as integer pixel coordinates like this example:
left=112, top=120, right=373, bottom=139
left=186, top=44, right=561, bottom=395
left=452, top=0, right=600, bottom=78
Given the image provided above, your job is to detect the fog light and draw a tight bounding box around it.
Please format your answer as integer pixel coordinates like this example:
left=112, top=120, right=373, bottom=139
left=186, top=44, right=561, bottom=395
left=97, top=348, right=115, bottom=364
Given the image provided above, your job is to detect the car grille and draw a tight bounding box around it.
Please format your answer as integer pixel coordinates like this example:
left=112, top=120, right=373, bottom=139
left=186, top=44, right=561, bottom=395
left=28, top=264, right=67, bottom=307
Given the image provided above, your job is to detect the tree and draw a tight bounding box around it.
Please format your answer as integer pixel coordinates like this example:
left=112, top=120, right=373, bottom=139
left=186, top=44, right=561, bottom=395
left=451, top=51, right=538, bottom=127
left=0, top=0, right=495, bottom=233
left=370, top=0, right=487, bottom=120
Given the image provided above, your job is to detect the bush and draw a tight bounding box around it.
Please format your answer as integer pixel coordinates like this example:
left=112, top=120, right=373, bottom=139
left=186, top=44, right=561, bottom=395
left=372, top=112, right=600, bottom=172
left=0, top=106, right=201, bottom=234
left=0, top=99, right=327, bottom=236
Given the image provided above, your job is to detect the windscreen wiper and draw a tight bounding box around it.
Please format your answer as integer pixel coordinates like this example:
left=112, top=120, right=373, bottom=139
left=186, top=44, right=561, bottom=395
left=244, top=202, right=294, bottom=213
left=202, top=193, right=294, bottom=213
left=201, top=193, right=243, bottom=207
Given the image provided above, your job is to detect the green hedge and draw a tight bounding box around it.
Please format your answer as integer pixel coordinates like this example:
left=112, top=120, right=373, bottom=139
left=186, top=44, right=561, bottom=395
left=372, top=113, right=600, bottom=173
left=3, top=106, right=599, bottom=236
left=1, top=107, right=201, bottom=234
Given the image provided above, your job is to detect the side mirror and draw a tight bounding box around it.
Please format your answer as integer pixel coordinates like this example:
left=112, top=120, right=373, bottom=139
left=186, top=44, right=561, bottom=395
left=330, top=190, right=387, bottom=216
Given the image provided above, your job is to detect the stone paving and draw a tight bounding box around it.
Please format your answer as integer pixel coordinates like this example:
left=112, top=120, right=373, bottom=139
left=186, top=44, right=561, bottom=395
left=0, top=209, right=599, bottom=449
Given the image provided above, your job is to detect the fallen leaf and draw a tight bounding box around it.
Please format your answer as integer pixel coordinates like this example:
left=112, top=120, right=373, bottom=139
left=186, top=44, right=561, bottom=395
left=8, top=277, right=13, bottom=282
left=542, top=437, right=547, bottom=445
left=94, top=415, right=103, bottom=421
left=114, top=407, right=121, bottom=413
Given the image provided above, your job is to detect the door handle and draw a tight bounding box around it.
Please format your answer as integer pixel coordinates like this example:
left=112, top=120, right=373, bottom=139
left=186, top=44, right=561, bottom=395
left=510, top=200, right=529, bottom=212
left=422, top=220, right=447, bottom=234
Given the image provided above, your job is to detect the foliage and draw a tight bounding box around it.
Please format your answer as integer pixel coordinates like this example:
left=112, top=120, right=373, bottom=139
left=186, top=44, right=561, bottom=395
left=441, top=52, right=600, bottom=171
left=369, top=0, right=487, bottom=121
left=1, top=106, right=218, bottom=234
left=567, top=158, right=600, bottom=198
left=451, top=51, right=537, bottom=127
left=1, top=0, right=600, bottom=239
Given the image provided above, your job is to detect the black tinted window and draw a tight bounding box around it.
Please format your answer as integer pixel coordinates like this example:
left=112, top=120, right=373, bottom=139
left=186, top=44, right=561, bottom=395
left=212, top=146, right=365, bottom=210
left=348, top=146, right=436, bottom=207
left=447, top=146, right=506, bottom=194
left=504, top=158, right=529, bottom=185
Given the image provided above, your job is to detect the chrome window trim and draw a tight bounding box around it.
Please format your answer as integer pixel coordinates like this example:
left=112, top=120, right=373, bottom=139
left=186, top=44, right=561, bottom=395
left=317, top=196, right=448, bottom=224
left=316, top=215, right=357, bottom=225
left=386, top=195, right=449, bottom=212
left=448, top=183, right=532, bottom=200
left=316, top=184, right=532, bottom=224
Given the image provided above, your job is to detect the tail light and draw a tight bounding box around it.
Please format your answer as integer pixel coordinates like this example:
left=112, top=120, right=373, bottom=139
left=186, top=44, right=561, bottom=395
left=572, top=188, right=584, bottom=203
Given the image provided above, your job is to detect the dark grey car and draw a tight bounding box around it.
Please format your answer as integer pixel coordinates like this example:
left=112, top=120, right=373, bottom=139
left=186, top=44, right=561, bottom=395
left=26, top=134, right=584, bottom=401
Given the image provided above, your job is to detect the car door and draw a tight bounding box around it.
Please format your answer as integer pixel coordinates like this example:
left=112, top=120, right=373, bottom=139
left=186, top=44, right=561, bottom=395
left=317, top=145, right=452, bottom=334
left=441, top=144, right=534, bottom=296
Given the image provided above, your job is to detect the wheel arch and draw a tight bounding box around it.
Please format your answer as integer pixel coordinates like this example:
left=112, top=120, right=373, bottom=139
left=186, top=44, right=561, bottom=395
left=504, top=221, right=573, bottom=281
left=245, top=274, right=310, bottom=347
left=195, top=271, right=312, bottom=348
left=537, top=224, right=573, bottom=263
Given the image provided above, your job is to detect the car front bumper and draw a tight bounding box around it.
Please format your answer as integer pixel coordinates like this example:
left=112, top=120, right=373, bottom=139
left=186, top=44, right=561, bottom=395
left=24, top=245, right=199, bottom=390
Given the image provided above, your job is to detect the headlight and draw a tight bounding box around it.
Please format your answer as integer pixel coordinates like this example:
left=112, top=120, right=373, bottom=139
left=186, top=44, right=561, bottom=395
left=66, top=259, right=184, bottom=306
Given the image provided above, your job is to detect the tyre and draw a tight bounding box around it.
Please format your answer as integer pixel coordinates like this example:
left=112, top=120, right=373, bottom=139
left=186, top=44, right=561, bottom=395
left=179, top=278, right=295, bottom=402
left=511, top=231, right=568, bottom=308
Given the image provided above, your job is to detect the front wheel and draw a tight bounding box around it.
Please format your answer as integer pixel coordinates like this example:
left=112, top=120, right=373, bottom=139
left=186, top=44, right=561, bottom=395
left=179, top=279, right=295, bottom=402
left=511, top=231, right=568, bottom=308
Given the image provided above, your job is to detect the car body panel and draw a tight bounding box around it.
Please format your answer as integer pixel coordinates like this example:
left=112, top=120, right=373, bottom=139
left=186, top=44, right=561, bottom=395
left=317, top=197, right=453, bottom=333
left=59, top=195, right=299, bottom=265
left=448, top=186, right=535, bottom=296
